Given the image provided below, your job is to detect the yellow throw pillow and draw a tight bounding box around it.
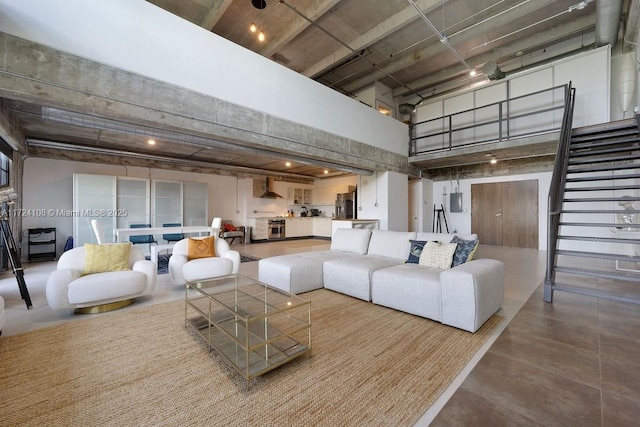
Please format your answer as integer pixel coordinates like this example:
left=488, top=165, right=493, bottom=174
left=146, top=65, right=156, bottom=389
left=188, top=236, right=216, bottom=260
left=418, top=241, right=458, bottom=270
left=83, top=243, right=132, bottom=275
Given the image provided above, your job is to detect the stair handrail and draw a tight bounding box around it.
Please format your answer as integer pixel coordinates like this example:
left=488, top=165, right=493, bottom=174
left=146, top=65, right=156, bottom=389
left=545, top=82, right=576, bottom=287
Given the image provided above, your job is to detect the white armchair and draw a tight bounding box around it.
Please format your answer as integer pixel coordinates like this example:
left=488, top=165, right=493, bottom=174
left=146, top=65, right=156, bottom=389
left=46, top=244, right=157, bottom=313
left=168, top=236, right=240, bottom=286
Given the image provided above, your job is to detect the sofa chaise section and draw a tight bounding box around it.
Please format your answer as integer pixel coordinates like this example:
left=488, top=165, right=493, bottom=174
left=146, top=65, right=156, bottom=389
left=258, top=228, right=372, bottom=294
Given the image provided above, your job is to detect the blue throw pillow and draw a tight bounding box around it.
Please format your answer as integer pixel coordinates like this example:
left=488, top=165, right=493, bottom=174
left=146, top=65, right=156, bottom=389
left=406, top=240, right=429, bottom=264
left=450, top=235, right=479, bottom=267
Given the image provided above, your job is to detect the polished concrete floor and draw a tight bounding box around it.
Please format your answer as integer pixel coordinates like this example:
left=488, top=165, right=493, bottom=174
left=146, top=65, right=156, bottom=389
left=430, top=254, right=640, bottom=426
left=1, top=240, right=638, bottom=425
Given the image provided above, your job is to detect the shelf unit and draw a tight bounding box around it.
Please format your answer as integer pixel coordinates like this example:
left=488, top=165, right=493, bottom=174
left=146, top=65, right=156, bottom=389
left=28, top=227, right=56, bottom=262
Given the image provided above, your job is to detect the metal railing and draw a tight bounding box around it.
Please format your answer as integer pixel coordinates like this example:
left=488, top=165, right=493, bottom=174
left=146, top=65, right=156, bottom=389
left=409, top=84, right=569, bottom=156
left=544, top=83, right=575, bottom=301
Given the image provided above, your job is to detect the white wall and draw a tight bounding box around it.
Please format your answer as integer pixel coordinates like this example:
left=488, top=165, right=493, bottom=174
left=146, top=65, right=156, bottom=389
left=415, top=46, right=611, bottom=129
left=0, top=0, right=408, bottom=156
left=356, top=171, right=408, bottom=230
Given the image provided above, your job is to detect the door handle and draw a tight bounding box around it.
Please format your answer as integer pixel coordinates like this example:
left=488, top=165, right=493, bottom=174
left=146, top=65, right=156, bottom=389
left=495, top=212, right=502, bottom=217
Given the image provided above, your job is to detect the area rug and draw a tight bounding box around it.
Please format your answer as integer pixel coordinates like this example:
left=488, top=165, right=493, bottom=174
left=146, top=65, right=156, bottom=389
left=156, top=253, right=260, bottom=274
left=0, top=289, right=502, bottom=427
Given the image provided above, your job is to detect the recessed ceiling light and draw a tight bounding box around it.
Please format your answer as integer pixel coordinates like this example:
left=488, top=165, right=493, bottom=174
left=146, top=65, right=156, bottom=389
left=285, top=161, right=291, bottom=167
left=469, top=69, right=477, bottom=76
left=324, top=170, right=329, bottom=174
left=490, top=158, right=497, bottom=164
left=147, top=139, right=156, bottom=145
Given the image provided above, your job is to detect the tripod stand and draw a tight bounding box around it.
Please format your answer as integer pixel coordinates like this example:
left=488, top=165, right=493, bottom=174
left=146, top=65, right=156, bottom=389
left=433, top=204, right=449, bottom=233
left=1, top=203, right=32, bottom=309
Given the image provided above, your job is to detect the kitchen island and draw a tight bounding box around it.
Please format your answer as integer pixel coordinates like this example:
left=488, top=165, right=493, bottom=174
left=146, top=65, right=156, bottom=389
left=331, top=219, right=379, bottom=237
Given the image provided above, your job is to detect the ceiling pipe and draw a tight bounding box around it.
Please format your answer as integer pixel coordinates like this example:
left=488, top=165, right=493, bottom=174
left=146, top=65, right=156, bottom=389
left=406, top=0, right=471, bottom=70
left=596, top=0, right=623, bottom=47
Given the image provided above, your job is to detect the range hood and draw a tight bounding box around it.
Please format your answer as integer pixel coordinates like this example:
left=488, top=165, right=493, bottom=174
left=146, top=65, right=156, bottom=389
left=260, top=177, right=283, bottom=199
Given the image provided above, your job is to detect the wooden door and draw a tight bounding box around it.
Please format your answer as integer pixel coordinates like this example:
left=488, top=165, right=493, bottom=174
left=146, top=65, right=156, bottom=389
left=471, top=180, right=538, bottom=249
left=502, top=180, right=538, bottom=248
left=471, top=182, right=503, bottom=246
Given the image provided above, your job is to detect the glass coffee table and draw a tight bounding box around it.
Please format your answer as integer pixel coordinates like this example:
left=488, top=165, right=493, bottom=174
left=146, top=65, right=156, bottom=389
left=185, top=274, right=311, bottom=384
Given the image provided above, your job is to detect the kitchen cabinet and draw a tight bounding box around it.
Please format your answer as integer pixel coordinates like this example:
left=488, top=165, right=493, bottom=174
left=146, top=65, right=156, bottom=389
left=286, top=218, right=313, bottom=238
left=247, top=218, right=269, bottom=241
left=288, top=187, right=312, bottom=205
left=312, top=218, right=332, bottom=237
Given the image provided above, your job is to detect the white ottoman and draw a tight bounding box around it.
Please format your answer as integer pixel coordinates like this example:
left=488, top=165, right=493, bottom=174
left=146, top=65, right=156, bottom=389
left=258, top=255, right=324, bottom=294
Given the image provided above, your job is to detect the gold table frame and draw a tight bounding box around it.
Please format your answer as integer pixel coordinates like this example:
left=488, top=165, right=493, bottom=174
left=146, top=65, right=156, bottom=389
left=185, top=274, right=311, bottom=385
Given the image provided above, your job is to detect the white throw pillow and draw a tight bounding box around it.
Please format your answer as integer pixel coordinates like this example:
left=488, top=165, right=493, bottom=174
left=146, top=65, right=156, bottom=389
left=418, top=241, right=458, bottom=269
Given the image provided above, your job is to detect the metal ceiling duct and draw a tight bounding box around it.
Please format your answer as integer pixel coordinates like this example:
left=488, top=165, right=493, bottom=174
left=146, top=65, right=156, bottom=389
left=260, top=177, right=283, bottom=198
left=596, top=0, right=623, bottom=47
left=483, top=61, right=505, bottom=81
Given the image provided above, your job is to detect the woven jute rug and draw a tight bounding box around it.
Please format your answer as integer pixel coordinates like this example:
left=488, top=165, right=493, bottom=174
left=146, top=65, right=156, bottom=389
left=0, top=289, right=502, bottom=427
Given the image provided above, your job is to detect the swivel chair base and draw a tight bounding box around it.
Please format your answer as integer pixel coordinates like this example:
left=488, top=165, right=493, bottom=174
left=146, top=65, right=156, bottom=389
left=74, top=298, right=135, bottom=314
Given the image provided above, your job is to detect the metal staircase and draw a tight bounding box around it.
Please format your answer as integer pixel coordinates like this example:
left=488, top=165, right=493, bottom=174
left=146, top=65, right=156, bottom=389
left=544, top=95, right=640, bottom=304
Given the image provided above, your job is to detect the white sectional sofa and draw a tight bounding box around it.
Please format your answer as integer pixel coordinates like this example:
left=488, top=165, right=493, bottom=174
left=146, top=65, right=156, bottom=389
left=258, top=228, right=504, bottom=333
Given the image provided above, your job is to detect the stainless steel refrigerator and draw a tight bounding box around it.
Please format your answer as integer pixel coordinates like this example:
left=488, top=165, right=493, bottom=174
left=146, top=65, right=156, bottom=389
left=335, top=189, right=356, bottom=219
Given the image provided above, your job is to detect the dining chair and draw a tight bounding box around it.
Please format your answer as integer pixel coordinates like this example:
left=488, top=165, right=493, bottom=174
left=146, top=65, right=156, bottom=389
left=129, top=224, right=158, bottom=245
left=162, top=223, right=184, bottom=243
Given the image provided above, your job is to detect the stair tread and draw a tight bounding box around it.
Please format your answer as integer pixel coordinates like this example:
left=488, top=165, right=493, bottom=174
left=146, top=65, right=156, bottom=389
left=571, top=136, right=640, bottom=150
left=566, top=173, right=640, bottom=182
left=567, top=163, right=638, bottom=173
left=558, top=235, right=640, bottom=243
left=568, top=153, right=640, bottom=165
left=561, top=209, right=640, bottom=214
left=563, top=196, right=640, bottom=202
left=554, top=266, right=640, bottom=282
left=571, top=127, right=638, bottom=140
left=565, top=185, right=640, bottom=191
left=559, top=222, right=640, bottom=228
left=556, top=249, right=640, bottom=262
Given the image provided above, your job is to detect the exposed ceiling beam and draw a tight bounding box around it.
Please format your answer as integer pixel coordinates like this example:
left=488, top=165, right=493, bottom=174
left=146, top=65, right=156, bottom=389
left=26, top=139, right=319, bottom=183
left=200, top=0, right=233, bottom=31
left=0, top=99, right=26, bottom=153
left=260, top=0, right=341, bottom=59
left=303, top=0, right=442, bottom=79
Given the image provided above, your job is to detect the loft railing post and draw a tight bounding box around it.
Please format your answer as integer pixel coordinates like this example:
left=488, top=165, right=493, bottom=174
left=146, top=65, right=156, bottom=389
left=448, top=115, right=452, bottom=149
left=499, top=102, right=503, bottom=141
